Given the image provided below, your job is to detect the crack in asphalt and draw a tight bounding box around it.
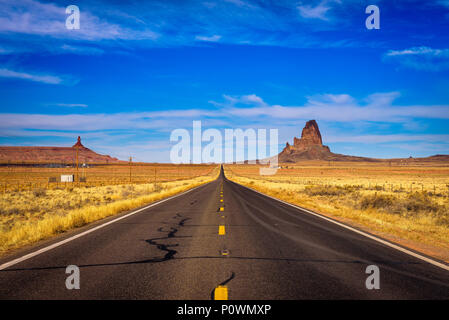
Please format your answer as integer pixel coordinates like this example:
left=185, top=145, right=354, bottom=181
left=210, top=271, right=236, bottom=300
left=145, top=216, right=190, bottom=262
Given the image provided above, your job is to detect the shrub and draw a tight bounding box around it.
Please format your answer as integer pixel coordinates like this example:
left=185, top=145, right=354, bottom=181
left=403, top=192, right=440, bottom=213
left=303, top=185, right=349, bottom=196
left=33, top=189, right=46, bottom=197
left=121, top=190, right=130, bottom=198
left=360, top=193, right=396, bottom=210
left=153, top=183, right=163, bottom=193
left=360, top=192, right=443, bottom=215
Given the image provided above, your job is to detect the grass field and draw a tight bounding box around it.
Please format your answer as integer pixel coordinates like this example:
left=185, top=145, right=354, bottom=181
left=0, top=163, right=214, bottom=192
left=224, top=161, right=449, bottom=262
left=0, top=164, right=219, bottom=256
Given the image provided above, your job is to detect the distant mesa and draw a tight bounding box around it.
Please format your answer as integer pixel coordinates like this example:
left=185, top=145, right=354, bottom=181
left=0, top=136, right=122, bottom=164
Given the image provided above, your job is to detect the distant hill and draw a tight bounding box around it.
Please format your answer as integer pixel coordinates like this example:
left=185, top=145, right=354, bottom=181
left=0, top=137, right=123, bottom=164
left=278, top=120, right=448, bottom=163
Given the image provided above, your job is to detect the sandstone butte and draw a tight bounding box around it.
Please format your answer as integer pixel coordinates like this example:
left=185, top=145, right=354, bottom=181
left=0, top=136, right=122, bottom=164
left=277, top=120, right=449, bottom=163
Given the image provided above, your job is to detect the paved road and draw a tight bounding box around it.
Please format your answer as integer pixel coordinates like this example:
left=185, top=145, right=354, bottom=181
left=0, top=167, right=448, bottom=299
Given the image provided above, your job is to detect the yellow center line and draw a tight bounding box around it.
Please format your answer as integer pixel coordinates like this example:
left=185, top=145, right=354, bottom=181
left=214, top=286, right=228, bottom=300
left=218, top=225, right=225, bottom=235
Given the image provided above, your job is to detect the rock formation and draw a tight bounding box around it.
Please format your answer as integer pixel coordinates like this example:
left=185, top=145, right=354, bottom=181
left=278, top=120, right=376, bottom=162
left=0, top=137, right=122, bottom=164
left=72, top=136, right=84, bottom=148
left=279, top=120, right=333, bottom=162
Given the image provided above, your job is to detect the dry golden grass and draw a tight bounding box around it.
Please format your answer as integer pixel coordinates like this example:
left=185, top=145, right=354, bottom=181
left=224, top=162, right=449, bottom=262
left=0, top=163, right=214, bottom=192
left=0, top=165, right=219, bottom=256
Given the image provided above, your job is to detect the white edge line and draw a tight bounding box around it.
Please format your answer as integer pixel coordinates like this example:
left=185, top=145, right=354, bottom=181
left=0, top=181, right=212, bottom=271
left=232, top=180, right=449, bottom=272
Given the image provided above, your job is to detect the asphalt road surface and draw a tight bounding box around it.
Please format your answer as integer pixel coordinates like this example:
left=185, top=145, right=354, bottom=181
left=0, top=167, right=448, bottom=299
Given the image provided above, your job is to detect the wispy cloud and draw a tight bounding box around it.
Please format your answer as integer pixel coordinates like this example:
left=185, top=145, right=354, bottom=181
left=297, top=2, right=331, bottom=20
left=0, top=0, right=159, bottom=41
left=384, top=46, right=449, bottom=71
left=224, top=0, right=253, bottom=7
left=1, top=92, right=448, bottom=133
left=59, top=44, right=104, bottom=55
left=325, top=134, right=449, bottom=144
left=0, top=0, right=384, bottom=53
left=386, top=47, right=447, bottom=57
left=53, top=103, right=88, bottom=108
left=0, top=68, right=63, bottom=84
left=211, top=92, right=449, bottom=122
left=1, top=91, right=448, bottom=160
left=195, top=35, right=222, bottom=42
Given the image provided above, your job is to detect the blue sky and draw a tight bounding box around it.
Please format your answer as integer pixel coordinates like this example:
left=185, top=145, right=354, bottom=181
left=1, top=0, right=449, bottom=162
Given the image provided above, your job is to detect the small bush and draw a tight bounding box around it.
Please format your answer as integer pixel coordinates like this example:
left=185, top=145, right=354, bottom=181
left=360, top=194, right=396, bottom=210
left=303, top=185, right=349, bottom=196
left=360, top=192, right=443, bottom=215
left=153, top=183, right=163, bottom=193
left=6, top=208, right=21, bottom=216
left=33, top=189, right=46, bottom=197
left=403, top=192, right=440, bottom=213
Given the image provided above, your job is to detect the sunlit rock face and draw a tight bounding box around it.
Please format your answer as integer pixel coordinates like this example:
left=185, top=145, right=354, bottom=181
left=0, top=136, right=122, bottom=163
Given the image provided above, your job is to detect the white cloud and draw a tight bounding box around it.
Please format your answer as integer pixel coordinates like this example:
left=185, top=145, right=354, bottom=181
left=0, top=68, right=63, bottom=84
left=297, top=2, right=331, bottom=20
left=1, top=92, right=448, bottom=161
left=212, top=92, right=449, bottom=122
left=0, top=0, right=386, bottom=52
left=54, top=103, right=88, bottom=108
left=386, top=47, right=449, bottom=57
left=325, top=134, right=449, bottom=144
left=195, top=35, right=222, bottom=42
left=2, top=92, right=445, bottom=134
left=0, top=0, right=159, bottom=41
left=384, top=46, right=449, bottom=71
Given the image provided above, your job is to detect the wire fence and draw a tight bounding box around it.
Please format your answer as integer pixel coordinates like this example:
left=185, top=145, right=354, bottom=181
left=0, top=165, right=217, bottom=194
left=225, top=167, right=449, bottom=196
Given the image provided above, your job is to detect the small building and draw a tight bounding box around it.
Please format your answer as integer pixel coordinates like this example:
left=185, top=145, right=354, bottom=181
left=61, top=174, right=75, bottom=182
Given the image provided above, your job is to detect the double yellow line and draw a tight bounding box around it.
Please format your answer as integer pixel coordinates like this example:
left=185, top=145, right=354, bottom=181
left=214, top=182, right=228, bottom=300
left=219, top=183, right=225, bottom=234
